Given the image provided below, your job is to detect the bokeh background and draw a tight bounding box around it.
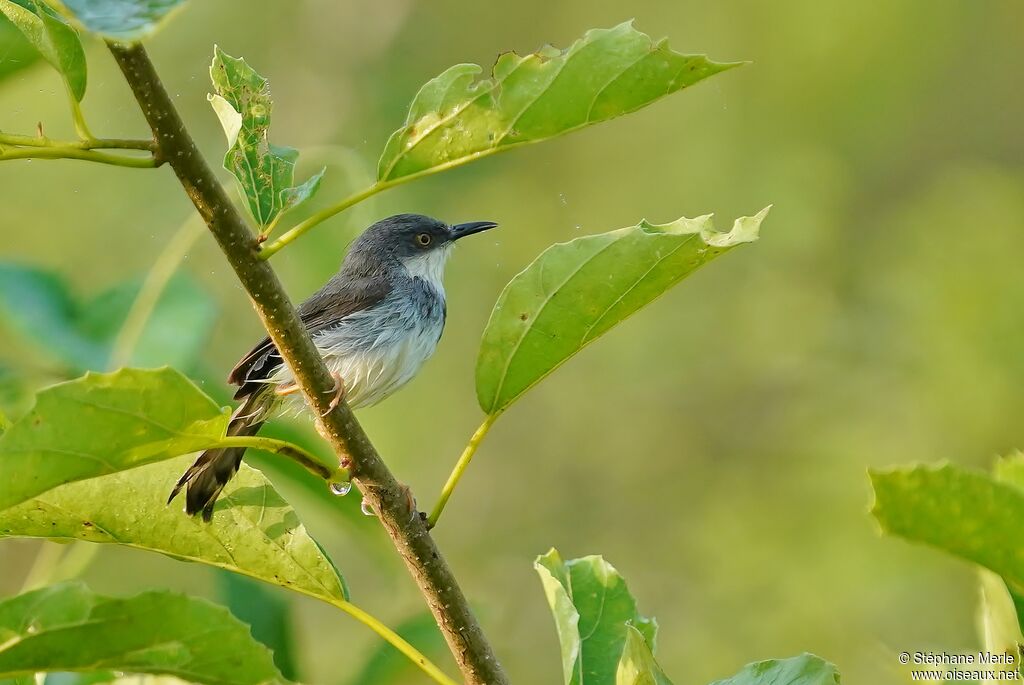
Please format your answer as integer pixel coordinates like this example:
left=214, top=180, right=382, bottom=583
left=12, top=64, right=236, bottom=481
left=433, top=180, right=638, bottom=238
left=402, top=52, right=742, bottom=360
left=2, top=1, right=1024, bottom=683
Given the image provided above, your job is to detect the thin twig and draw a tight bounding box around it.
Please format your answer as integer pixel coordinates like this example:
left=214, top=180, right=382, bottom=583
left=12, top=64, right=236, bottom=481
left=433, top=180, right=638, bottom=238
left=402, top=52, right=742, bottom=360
left=0, top=132, right=155, bottom=150
left=0, top=146, right=159, bottom=167
left=107, top=40, right=509, bottom=685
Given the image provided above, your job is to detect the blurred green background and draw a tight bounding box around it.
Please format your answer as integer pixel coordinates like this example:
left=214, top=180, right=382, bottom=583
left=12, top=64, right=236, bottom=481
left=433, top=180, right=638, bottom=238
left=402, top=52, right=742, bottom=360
left=2, top=1, right=1024, bottom=683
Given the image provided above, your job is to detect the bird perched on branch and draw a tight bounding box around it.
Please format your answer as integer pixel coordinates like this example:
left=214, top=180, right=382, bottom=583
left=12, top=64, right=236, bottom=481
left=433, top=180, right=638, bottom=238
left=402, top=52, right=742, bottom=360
left=170, top=213, right=498, bottom=520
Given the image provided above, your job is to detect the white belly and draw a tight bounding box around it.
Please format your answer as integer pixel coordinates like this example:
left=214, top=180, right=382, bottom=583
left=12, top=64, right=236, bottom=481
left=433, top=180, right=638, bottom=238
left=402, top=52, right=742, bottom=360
left=272, top=302, right=443, bottom=411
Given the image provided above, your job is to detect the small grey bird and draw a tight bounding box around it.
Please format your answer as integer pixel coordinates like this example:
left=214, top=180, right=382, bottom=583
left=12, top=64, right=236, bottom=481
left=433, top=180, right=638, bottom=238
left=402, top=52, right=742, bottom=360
left=170, top=213, right=498, bottom=520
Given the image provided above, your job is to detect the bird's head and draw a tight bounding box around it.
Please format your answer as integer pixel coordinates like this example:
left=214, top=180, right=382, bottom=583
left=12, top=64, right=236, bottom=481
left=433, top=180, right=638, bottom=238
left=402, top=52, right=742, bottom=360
left=350, top=213, right=498, bottom=284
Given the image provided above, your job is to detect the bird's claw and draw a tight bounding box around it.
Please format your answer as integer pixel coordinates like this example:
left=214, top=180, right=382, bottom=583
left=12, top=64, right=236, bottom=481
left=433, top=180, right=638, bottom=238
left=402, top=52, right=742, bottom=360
left=321, top=372, right=347, bottom=416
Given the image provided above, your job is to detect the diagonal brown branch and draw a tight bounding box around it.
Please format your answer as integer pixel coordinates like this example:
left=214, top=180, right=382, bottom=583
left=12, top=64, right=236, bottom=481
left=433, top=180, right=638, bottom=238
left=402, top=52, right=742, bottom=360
left=106, top=41, right=509, bottom=685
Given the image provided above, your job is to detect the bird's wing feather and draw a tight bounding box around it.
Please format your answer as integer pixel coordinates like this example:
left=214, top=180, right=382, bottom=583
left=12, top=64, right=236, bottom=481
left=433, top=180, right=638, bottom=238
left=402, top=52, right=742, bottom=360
left=228, top=275, right=390, bottom=399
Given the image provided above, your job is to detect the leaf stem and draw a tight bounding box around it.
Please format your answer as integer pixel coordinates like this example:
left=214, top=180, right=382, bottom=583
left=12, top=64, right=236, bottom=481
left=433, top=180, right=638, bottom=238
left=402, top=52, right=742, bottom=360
left=428, top=414, right=498, bottom=528
left=259, top=181, right=389, bottom=258
left=109, top=216, right=206, bottom=369
left=0, top=146, right=158, bottom=167
left=65, top=82, right=93, bottom=140
left=327, top=598, right=460, bottom=685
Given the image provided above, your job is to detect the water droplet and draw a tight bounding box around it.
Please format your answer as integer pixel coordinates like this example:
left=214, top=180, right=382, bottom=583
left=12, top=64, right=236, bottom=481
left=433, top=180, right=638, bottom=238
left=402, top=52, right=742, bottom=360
left=559, top=193, right=568, bottom=205
left=328, top=480, right=351, bottom=496
left=360, top=497, right=375, bottom=517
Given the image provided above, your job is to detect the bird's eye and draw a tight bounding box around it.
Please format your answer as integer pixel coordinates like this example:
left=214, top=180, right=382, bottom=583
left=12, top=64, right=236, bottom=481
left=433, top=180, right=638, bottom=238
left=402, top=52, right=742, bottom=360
left=415, top=233, right=432, bottom=246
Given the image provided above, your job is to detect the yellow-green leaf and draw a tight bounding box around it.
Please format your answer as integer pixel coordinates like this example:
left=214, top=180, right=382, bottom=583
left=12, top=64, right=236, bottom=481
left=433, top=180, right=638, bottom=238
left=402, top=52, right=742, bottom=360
left=0, top=368, right=228, bottom=510
left=0, top=456, right=348, bottom=602
left=477, top=209, right=768, bottom=414
left=869, top=462, right=1024, bottom=587
left=0, top=0, right=86, bottom=100
left=378, top=21, right=741, bottom=182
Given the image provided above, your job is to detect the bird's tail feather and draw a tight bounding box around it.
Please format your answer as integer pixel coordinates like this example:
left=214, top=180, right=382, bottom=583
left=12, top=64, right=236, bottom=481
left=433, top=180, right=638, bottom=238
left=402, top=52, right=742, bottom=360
left=168, top=397, right=266, bottom=522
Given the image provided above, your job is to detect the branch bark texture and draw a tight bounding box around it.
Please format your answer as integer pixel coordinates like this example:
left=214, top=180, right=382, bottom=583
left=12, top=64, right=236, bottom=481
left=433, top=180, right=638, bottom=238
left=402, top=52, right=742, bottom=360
left=107, top=41, right=509, bottom=685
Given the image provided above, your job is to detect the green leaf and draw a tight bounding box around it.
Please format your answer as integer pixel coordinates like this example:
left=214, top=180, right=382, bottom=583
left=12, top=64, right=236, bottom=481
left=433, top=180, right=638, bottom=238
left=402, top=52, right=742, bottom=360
left=0, top=582, right=285, bottom=685
left=616, top=626, right=672, bottom=685
left=477, top=208, right=768, bottom=414
left=378, top=21, right=741, bottom=182
left=535, top=548, right=659, bottom=685
left=209, top=47, right=325, bottom=229
left=0, top=0, right=86, bottom=101
left=869, top=462, right=1024, bottom=587
left=0, top=368, right=229, bottom=511
left=61, top=0, right=188, bottom=41
left=708, top=654, right=840, bottom=685
left=0, top=13, right=42, bottom=82
left=218, top=574, right=301, bottom=680
left=347, top=612, right=447, bottom=685
left=978, top=570, right=1023, bottom=658
left=0, top=262, right=216, bottom=373
left=0, top=455, right=348, bottom=602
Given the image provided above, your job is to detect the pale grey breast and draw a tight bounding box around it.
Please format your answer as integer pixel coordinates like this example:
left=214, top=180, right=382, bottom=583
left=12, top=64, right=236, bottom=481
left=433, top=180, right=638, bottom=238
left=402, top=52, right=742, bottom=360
left=275, top=273, right=446, bottom=410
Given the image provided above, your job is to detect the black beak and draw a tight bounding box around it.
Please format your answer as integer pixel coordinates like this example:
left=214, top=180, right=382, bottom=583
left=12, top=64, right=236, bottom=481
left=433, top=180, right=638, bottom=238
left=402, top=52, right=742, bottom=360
left=450, top=221, right=498, bottom=240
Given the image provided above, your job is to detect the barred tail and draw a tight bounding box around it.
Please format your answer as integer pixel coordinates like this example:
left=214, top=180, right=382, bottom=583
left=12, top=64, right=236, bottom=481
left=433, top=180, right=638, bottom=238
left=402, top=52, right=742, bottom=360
left=168, top=397, right=266, bottom=522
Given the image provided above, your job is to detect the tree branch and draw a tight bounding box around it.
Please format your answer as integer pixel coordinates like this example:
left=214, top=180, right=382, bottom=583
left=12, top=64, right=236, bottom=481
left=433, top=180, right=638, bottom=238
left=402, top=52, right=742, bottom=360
left=106, top=41, right=510, bottom=685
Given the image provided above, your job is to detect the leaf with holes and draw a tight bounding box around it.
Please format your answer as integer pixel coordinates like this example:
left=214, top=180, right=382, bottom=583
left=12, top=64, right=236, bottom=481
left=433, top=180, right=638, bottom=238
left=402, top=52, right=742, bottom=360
left=535, top=548, right=660, bottom=685
left=0, top=368, right=229, bottom=510
left=0, top=455, right=348, bottom=602
left=209, top=47, right=325, bottom=230
left=378, top=21, right=740, bottom=182
left=0, top=0, right=86, bottom=100
left=62, top=0, right=189, bottom=41
left=0, top=582, right=286, bottom=685
left=477, top=208, right=768, bottom=414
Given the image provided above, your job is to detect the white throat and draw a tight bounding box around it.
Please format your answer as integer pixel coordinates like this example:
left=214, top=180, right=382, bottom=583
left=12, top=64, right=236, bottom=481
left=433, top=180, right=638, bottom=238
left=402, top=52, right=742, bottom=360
left=402, top=245, right=452, bottom=294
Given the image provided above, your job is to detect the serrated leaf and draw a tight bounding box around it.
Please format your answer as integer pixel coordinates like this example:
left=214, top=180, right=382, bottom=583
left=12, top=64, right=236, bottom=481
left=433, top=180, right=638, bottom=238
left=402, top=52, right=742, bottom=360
left=535, top=549, right=659, bottom=685
left=62, top=0, right=188, bottom=41
left=708, top=654, right=840, bottom=685
left=0, top=262, right=216, bottom=373
left=0, top=582, right=285, bottom=685
left=477, top=208, right=768, bottom=414
left=209, top=48, right=323, bottom=229
left=0, top=0, right=86, bottom=100
left=0, top=455, right=348, bottom=602
left=0, top=368, right=229, bottom=510
left=378, top=21, right=741, bottom=182
left=869, top=462, right=1024, bottom=587
left=616, top=626, right=672, bottom=685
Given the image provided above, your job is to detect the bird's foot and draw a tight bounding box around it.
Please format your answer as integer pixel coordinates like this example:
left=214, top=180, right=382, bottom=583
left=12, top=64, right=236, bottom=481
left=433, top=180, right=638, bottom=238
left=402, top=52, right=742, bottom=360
left=274, top=381, right=301, bottom=397
left=321, top=372, right=347, bottom=416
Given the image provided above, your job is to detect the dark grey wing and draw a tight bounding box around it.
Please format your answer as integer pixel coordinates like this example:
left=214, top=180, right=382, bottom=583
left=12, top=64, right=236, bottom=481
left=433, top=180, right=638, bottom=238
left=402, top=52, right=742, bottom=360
left=228, top=275, right=389, bottom=400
